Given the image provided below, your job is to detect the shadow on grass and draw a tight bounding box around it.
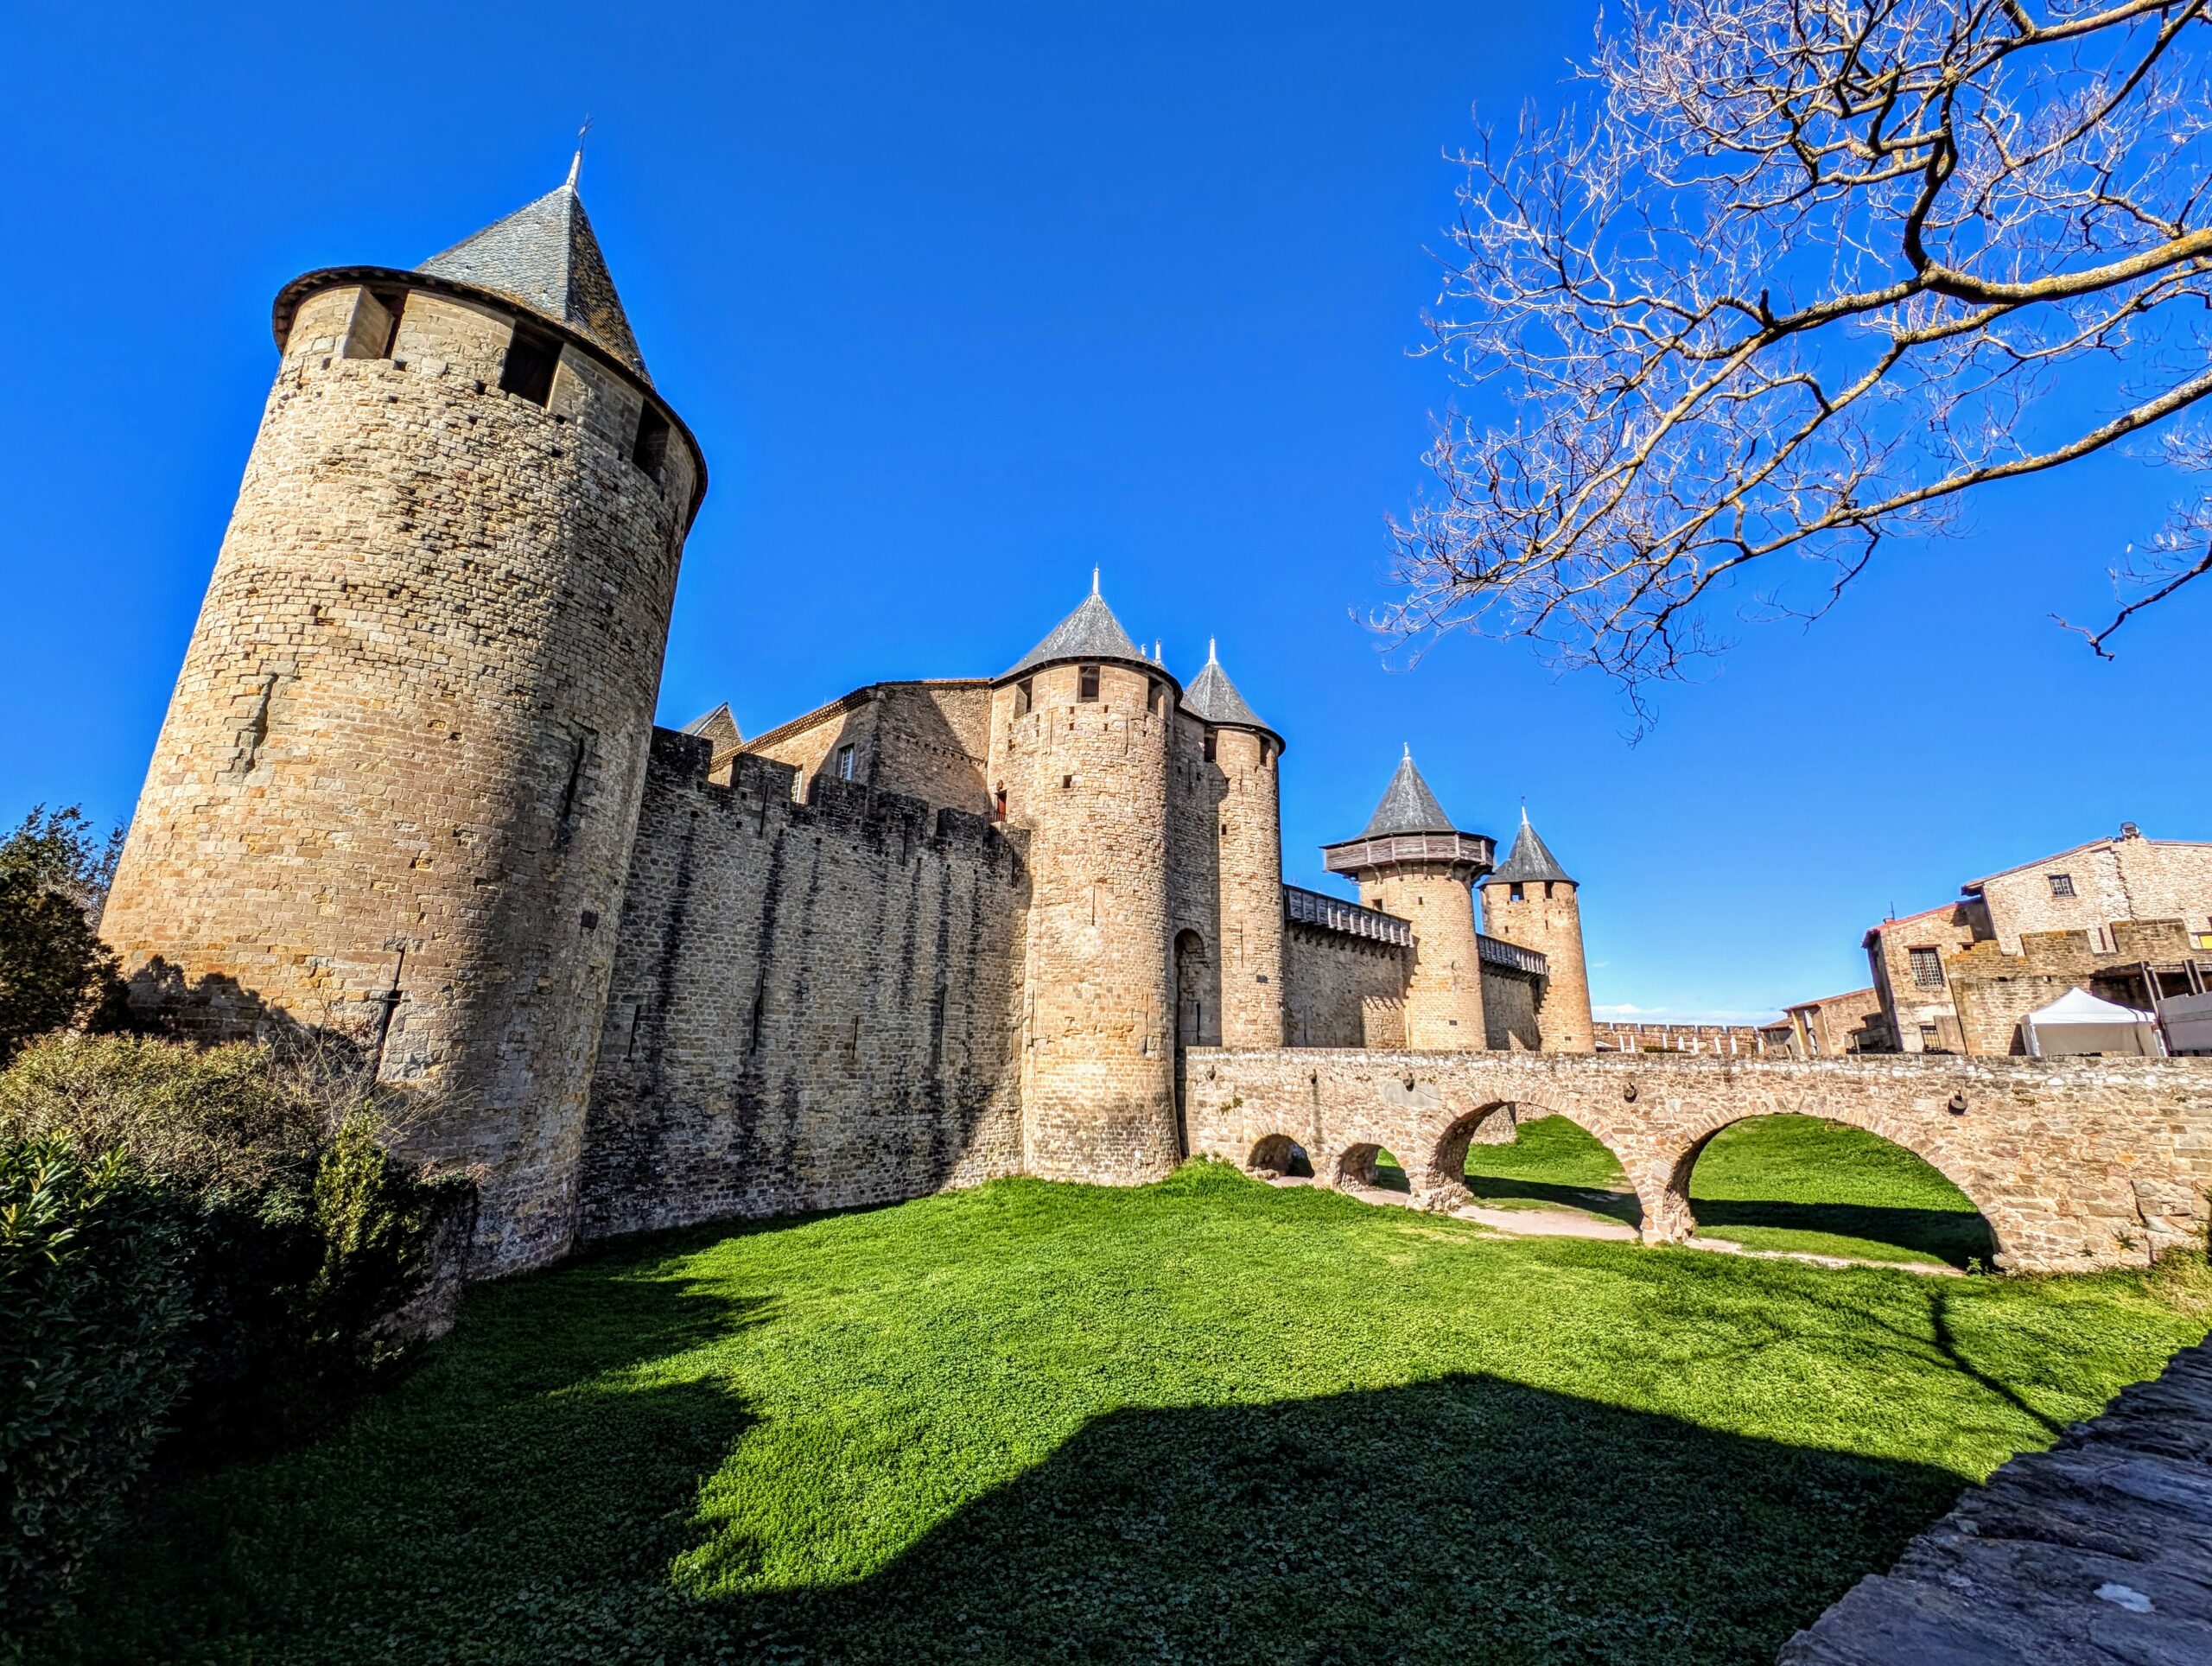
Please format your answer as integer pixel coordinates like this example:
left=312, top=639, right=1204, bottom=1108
left=706, top=1376, right=1965, bottom=1665
left=1690, top=1199, right=1993, bottom=1269
left=64, top=1256, right=770, bottom=1665
left=1464, top=1175, right=1645, bottom=1228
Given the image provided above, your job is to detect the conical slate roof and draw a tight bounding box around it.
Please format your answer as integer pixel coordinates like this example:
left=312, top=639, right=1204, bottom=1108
left=1361, top=749, right=1458, bottom=837
left=1488, top=811, right=1574, bottom=886
left=1181, top=639, right=1273, bottom=736
left=418, top=169, right=651, bottom=382
left=1002, top=574, right=1152, bottom=679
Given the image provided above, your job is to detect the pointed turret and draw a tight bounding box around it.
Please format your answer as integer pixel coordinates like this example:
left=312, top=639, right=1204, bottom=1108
left=1479, top=807, right=1593, bottom=1053
left=1181, top=638, right=1280, bottom=747
left=1358, top=747, right=1456, bottom=837
left=1320, top=751, right=1494, bottom=1051
left=1000, top=570, right=1164, bottom=683
left=417, top=175, right=652, bottom=381
left=1487, top=808, right=1574, bottom=887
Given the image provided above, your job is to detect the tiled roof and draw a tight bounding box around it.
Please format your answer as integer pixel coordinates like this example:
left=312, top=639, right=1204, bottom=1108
left=417, top=175, right=651, bottom=382
left=1485, top=813, right=1573, bottom=886
left=1002, top=577, right=1152, bottom=679
left=1180, top=639, right=1272, bottom=735
left=1360, top=750, right=1457, bottom=837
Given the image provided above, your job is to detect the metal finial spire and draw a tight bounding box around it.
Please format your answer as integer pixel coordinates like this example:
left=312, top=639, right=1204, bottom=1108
left=1091, top=565, right=1101, bottom=596
left=1521, top=799, right=1529, bottom=826
left=1154, top=639, right=1162, bottom=662
left=1207, top=636, right=1218, bottom=664
left=1403, top=742, right=1412, bottom=760
left=567, top=115, right=593, bottom=188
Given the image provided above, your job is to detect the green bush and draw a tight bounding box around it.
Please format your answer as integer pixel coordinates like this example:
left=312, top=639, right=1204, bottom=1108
left=0, top=1035, right=464, bottom=1631
left=0, top=1134, right=194, bottom=1635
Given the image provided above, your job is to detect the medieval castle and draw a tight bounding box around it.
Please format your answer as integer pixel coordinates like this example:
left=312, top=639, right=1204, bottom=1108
left=99, top=171, right=1592, bottom=1275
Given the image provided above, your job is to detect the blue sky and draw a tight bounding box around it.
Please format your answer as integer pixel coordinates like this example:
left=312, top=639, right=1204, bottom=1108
left=2, top=3, right=2203, bottom=1021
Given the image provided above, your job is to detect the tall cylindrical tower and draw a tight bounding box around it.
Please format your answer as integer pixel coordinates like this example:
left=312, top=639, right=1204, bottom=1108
left=988, top=579, right=1179, bottom=1181
left=1180, top=642, right=1285, bottom=1047
left=100, top=174, right=706, bottom=1274
left=1322, top=751, right=1493, bottom=1050
left=1481, top=811, right=1595, bottom=1053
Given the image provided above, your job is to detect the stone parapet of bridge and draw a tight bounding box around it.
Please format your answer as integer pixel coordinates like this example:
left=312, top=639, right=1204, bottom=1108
left=1182, top=1047, right=2212, bottom=1274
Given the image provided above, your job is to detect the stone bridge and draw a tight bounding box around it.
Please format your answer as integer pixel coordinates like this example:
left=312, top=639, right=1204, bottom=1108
left=1182, top=1048, right=2212, bottom=1273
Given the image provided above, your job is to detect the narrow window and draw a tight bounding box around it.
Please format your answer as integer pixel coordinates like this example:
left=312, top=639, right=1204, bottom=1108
left=499, top=321, right=563, bottom=406
left=836, top=744, right=856, bottom=781
left=1510, top=882, right=1525, bottom=902
left=1014, top=678, right=1032, bottom=717
left=1919, top=1022, right=1941, bottom=1048
left=1543, top=881, right=1554, bottom=900
left=1077, top=664, right=1100, bottom=702
left=1202, top=728, right=1217, bottom=763
left=1909, top=946, right=1944, bottom=988
left=1147, top=679, right=1165, bottom=716
left=1260, top=741, right=1274, bottom=768
left=631, top=404, right=671, bottom=481
left=994, top=786, right=1007, bottom=821
left=2048, top=872, right=2076, bottom=898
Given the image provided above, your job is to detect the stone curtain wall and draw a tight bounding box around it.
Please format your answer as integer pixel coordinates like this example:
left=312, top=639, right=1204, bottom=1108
left=1480, top=965, right=1541, bottom=1052
left=1185, top=1047, right=2212, bottom=1273
left=1282, top=924, right=1408, bottom=1048
left=99, top=282, right=697, bottom=1275
left=576, top=732, right=1027, bottom=1240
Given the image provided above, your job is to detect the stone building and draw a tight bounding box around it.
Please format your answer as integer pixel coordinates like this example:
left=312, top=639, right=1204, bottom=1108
left=1777, top=989, right=1887, bottom=1059
left=1863, top=824, right=2212, bottom=1056
left=99, top=172, right=1594, bottom=1275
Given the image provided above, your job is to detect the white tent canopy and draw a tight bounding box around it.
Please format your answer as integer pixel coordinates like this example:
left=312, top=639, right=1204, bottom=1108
left=2021, top=987, right=2164, bottom=1058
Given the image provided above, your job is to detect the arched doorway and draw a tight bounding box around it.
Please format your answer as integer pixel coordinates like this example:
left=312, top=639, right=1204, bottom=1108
left=1450, top=1110, right=1643, bottom=1230
left=1673, top=1116, right=1995, bottom=1268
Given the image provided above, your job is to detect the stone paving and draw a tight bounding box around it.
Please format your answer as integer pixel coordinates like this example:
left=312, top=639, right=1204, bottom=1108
left=1779, top=1336, right=2212, bottom=1663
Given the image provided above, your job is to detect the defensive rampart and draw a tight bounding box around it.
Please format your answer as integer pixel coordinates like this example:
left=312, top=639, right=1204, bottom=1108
left=576, top=729, right=1028, bottom=1240
left=1184, top=1047, right=2212, bottom=1273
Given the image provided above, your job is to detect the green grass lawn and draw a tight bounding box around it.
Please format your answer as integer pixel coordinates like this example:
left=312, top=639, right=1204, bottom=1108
left=1465, top=1114, right=1995, bottom=1266
left=52, top=1163, right=2209, bottom=1666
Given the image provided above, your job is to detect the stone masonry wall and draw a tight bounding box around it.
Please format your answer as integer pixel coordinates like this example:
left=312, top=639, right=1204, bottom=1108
left=746, top=682, right=993, bottom=817
left=1166, top=712, right=1225, bottom=1052
left=577, top=731, right=1026, bottom=1239
left=1947, top=919, right=2203, bottom=1057
left=1975, top=834, right=2212, bottom=954
left=1481, top=963, right=1541, bottom=1051
left=99, top=281, right=697, bottom=1275
left=988, top=661, right=1181, bottom=1183
left=1185, top=1046, right=2212, bottom=1273
left=1482, top=880, right=1595, bottom=1052
left=1283, top=924, right=1408, bottom=1047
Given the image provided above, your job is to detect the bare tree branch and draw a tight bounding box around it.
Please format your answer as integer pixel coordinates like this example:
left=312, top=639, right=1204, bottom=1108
left=1384, top=0, right=2212, bottom=714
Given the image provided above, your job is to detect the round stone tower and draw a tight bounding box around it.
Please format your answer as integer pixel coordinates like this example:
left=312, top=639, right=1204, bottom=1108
left=1480, top=811, right=1595, bottom=1053
left=1179, top=640, right=1285, bottom=1047
left=988, top=575, right=1180, bottom=1182
left=99, top=166, right=707, bottom=1274
left=1323, top=751, right=1493, bottom=1050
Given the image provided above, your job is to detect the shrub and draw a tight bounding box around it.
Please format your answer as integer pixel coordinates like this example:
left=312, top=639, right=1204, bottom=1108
left=0, top=1033, right=327, bottom=1202
left=0, top=807, right=126, bottom=1067
left=0, top=1134, right=194, bottom=1635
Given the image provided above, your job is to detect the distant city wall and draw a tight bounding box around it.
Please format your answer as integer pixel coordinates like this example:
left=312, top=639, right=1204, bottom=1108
left=576, top=730, right=1027, bottom=1241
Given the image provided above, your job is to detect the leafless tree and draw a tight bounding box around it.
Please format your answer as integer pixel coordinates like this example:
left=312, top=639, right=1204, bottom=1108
left=1386, top=0, right=2212, bottom=714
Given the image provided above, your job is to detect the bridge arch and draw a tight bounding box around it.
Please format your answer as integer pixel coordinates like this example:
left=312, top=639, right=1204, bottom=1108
left=1246, top=1133, right=1311, bottom=1180
left=1652, top=1104, right=2008, bottom=1262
